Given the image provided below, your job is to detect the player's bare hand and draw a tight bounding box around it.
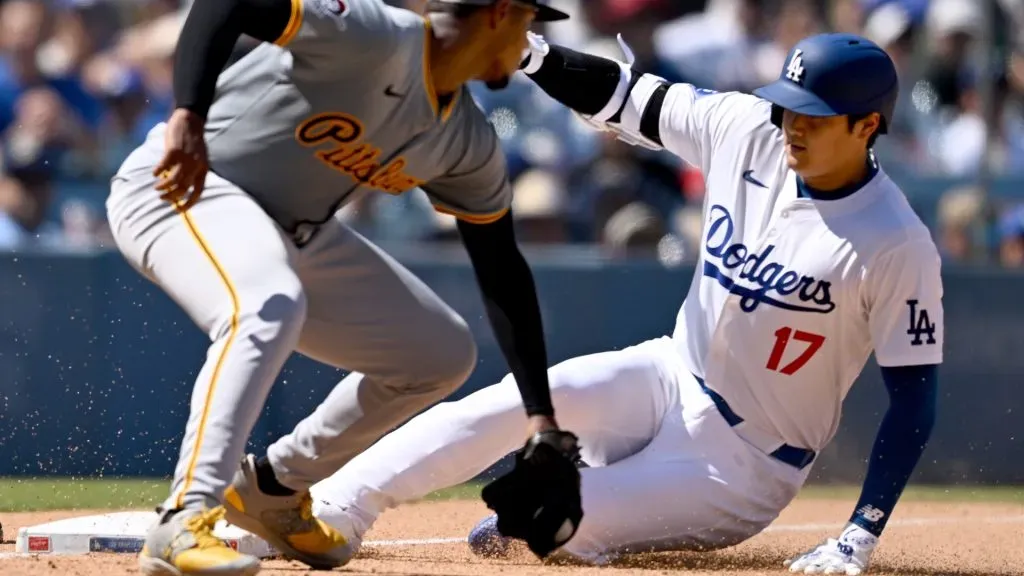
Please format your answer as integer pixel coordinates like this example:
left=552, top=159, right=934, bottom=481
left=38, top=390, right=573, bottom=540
left=785, top=523, right=878, bottom=575
left=154, top=108, right=208, bottom=211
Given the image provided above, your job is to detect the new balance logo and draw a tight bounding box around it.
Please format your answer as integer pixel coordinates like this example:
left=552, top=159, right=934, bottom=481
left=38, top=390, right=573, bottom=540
left=906, top=299, right=937, bottom=346
left=786, top=49, right=805, bottom=84
left=856, top=505, right=886, bottom=523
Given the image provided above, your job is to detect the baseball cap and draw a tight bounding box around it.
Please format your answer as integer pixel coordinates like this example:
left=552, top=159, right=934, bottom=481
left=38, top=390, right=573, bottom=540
left=433, top=0, right=570, bottom=21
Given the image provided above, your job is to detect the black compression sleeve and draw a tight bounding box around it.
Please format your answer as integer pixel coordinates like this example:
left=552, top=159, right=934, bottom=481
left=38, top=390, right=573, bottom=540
left=525, top=44, right=668, bottom=145
left=525, top=45, right=631, bottom=116
left=174, top=0, right=292, bottom=117
left=457, top=212, right=554, bottom=416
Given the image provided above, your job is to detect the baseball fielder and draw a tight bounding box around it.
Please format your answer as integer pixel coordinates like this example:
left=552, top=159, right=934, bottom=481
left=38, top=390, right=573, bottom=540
left=106, top=1, right=587, bottom=575
left=309, top=32, right=945, bottom=575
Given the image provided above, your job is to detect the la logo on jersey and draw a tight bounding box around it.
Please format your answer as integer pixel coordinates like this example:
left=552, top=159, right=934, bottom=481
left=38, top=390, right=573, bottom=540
left=906, top=299, right=936, bottom=345
left=703, top=205, right=835, bottom=314
left=786, top=49, right=805, bottom=84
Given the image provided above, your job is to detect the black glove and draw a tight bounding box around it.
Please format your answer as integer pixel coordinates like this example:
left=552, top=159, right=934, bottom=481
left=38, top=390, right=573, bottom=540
left=480, top=430, right=583, bottom=559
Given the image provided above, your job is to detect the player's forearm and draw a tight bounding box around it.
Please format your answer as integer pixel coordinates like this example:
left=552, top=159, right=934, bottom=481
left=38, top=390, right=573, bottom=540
left=173, top=0, right=291, bottom=117
left=521, top=36, right=666, bottom=146
left=457, top=212, right=554, bottom=417
left=522, top=44, right=627, bottom=116
left=852, top=364, right=938, bottom=537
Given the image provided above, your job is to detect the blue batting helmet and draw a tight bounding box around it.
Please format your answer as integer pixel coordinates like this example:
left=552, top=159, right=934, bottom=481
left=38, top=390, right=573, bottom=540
left=753, top=33, right=898, bottom=134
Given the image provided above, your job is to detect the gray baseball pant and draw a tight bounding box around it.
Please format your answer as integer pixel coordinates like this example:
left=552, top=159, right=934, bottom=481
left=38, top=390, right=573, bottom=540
left=106, top=167, right=476, bottom=512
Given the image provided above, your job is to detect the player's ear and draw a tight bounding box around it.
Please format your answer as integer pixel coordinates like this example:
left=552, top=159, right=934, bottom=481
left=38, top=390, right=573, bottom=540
left=856, top=113, right=881, bottom=141
left=491, top=0, right=510, bottom=26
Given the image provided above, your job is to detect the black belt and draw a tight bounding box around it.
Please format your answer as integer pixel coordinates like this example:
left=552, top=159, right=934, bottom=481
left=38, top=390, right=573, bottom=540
left=695, top=375, right=816, bottom=470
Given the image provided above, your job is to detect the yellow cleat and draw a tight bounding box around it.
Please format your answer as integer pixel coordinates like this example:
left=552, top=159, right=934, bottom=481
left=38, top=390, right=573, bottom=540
left=139, top=507, right=260, bottom=576
left=223, top=455, right=354, bottom=569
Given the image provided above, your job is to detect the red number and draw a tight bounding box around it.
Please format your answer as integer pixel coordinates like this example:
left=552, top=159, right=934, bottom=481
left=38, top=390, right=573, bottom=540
left=766, top=327, right=825, bottom=375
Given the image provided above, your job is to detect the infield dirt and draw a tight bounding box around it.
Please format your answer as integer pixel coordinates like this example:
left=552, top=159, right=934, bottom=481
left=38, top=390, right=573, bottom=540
left=1, top=498, right=1021, bottom=575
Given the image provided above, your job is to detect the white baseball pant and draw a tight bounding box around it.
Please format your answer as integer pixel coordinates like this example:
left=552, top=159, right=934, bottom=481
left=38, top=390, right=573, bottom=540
left=311, top=336, right=810, bottom=563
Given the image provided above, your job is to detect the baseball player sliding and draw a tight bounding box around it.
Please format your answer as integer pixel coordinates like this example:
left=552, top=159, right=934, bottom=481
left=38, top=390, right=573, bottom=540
left=310, top=31, right=945, bottom=575
left=106, top=1, right=587, bottom=575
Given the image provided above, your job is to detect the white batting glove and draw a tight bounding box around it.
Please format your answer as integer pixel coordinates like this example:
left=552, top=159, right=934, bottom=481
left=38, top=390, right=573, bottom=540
left=520, top=31, right=550, bottom=74
left=785, top=523, right=879, bottom=575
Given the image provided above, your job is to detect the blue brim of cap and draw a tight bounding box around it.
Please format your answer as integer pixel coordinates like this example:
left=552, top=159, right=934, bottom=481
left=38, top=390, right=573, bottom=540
left=752, top=79, right=838, bottom=117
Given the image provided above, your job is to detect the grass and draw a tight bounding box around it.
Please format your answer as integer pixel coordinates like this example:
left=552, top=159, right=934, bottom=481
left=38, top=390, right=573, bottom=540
left=0, top=478, right=171, bottom=512
left=0, top=478, right=1020, bottom=512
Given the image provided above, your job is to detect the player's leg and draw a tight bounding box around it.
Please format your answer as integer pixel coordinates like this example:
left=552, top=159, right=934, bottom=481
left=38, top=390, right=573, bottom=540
left=219, top=216, right=478, bottom=567
left=267, top=219, right=484, bottom=486
left=308, top=336, right=679, bottom=548
left=107, top=165, right=304, bottom=575
left=552, top=372, right=806, bottom=564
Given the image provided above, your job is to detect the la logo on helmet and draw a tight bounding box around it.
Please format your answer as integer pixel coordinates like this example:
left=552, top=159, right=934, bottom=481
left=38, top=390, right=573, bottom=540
left=786, top=49, right=805, bottom=84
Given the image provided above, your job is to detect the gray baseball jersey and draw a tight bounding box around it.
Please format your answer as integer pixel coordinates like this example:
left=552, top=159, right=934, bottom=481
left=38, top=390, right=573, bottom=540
left=107, top=0, right=512, bottom=518
left=125, top=0, right=513, bottom=233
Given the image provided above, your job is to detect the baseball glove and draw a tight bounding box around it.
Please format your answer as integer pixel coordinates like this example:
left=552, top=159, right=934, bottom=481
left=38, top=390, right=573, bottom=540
left=480, top=430, right=584, bottom=559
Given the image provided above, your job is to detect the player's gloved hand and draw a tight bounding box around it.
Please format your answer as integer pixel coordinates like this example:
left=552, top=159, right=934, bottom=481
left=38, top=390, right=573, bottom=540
left=480, top=426, right=583, bottom=560
left=154, top=107, right=209, bottom=211
left=785, top=523, right=879, bottom=575
left=520, top=31, right=550, bottom=74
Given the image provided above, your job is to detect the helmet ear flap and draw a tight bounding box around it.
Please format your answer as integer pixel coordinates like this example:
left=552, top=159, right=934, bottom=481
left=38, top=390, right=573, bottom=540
left=770, top=104, right=783, bottom=128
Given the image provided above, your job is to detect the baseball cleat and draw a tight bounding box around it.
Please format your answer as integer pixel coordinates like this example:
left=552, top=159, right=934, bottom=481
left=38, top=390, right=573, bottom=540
left=467, top=515, right=513, bottom=558
left=222, top=454, right=354, bottom=569
left=138, top=506, right=260, bottom=576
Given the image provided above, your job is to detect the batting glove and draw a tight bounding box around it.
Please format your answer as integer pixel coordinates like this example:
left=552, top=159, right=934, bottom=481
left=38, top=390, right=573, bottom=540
left=520, top=31, right=550, bottom=74
left=785, top=523, right=878, bottom=575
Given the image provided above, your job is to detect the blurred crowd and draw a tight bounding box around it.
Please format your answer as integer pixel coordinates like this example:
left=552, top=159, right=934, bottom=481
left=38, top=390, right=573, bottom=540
left=3, top=0, right=1024, bottom=267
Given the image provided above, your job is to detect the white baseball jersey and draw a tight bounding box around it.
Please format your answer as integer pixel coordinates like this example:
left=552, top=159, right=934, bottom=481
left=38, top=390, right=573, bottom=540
left=661, top=86, right=944, bottom=452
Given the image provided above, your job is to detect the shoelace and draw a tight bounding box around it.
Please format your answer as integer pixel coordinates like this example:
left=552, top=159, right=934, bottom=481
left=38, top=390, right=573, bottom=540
left=296, top=493, right=345, bottom=545
left=184, top=507, right=229, bottom=549
left=298, top=493, right=314, bottom=522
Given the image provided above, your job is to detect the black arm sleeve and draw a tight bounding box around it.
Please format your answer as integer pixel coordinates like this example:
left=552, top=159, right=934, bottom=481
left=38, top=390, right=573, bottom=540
left=457, top=211, right=554, bottom=416
left=174, top=0, right=293, bottom=117
left=524, top=45, right=668, bottom=145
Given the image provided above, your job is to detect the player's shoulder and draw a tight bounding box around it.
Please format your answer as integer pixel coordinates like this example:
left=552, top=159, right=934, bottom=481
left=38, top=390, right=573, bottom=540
left=857, top=172, right=939, bottom=262
left=422, top=85, right=503, bottom=172
left=666, top=84, right=773, bottom=120
left=663, top=83, right=777, bottom=141
left=307, top=0, right=416, bottom=41
left=450, top=85, right=499, bottom=134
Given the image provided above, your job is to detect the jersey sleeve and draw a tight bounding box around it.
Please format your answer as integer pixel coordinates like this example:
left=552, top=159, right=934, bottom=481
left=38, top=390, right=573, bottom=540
left=866, top=239, right=944, bottom=367
left=273, top=0, right=399, bottom=72
left=420, top=103, right=512, bottom=225
left=658, top=84, right=770, bottom=172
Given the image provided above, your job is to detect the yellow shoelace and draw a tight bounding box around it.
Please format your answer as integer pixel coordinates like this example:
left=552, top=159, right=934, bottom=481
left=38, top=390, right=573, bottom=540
left=184, top=507, right=229, bottom=549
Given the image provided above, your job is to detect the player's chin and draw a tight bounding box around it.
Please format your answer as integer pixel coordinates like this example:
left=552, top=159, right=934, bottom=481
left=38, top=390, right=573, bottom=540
left=484, top=76, right=512, bottom=91
left=785, top=150, right=808, bottom=170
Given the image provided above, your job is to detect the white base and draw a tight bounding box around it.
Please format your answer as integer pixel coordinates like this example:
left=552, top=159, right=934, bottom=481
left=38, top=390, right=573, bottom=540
left=14, top=511, right=277, bottom=558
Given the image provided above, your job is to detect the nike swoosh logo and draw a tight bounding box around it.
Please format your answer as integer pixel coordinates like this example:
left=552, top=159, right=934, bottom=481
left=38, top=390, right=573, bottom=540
left=742, top=169, right=767, bottom=188
left=385, top=85, right=404, bottom=98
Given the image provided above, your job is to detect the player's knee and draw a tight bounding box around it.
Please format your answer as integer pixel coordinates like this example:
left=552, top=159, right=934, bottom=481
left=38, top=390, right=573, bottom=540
left=209, top=277, right=308, bottom=349
left=418, top=315, right=477, bottom=394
